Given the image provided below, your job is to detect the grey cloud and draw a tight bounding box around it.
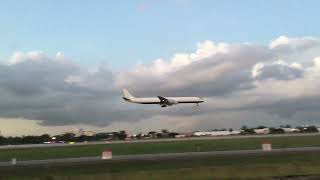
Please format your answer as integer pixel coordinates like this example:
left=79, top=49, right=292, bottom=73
left=254, top=63, right=304, bottom=81
left=260, top=96, right=320, bottom=119
left=0, top=56, right=133, bottom=126
left=121, top=44, right=273, bottom=97
left=270, top=37, right=320, bottom=64
left=270, top=36, right=320, bottom=52
left=0, top=60, right=79, bottom=96
left=1, top=36, right=320, bottom=130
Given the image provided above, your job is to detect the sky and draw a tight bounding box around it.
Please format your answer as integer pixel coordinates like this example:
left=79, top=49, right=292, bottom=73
left=1, top=0, right=319, bottom=69
left=1, top=0, right=320, bottom=136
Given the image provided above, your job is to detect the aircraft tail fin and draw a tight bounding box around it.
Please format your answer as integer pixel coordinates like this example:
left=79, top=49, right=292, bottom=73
left=122, top=89, right=135, bottom=100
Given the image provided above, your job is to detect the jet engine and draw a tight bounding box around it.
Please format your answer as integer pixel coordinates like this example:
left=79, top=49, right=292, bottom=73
left=158, top=96, right=178, bottom=107
left=166, top=99, right=178, bottom=106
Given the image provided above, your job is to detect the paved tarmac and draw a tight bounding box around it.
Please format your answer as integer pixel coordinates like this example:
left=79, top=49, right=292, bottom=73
left=1, top=147, right=320, bottom=167
left=0, top=133, right=319, bottom=149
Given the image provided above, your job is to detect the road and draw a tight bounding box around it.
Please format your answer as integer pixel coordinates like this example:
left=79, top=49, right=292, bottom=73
left=0, top=133, right=319, bottom=149
left=1, top=147, right=320, bottom=167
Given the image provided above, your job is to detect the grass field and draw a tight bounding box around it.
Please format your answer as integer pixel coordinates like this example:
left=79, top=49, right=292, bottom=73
left=1, top=151, right=320, bottom=179
left=1, top=134, right=320, bottom=161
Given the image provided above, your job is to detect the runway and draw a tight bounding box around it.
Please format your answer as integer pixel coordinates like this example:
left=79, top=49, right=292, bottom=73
left=0, top=133, right=319, bottom=149
left=1, top=147, right=320, bottom=167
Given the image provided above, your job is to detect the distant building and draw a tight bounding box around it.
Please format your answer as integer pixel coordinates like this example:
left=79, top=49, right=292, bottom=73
left=254, top=128, right=270, bottom=134
left=281, top=128, right=299, bottom=133
left=175, top=134, right=186, bottom=138
left=194, top=130, right=240, bottom=136
left=175, top=132, right=194, bottom=138
left=72, top=129, right=96, bottom=137
left=83, top=131, right=96, bottom=136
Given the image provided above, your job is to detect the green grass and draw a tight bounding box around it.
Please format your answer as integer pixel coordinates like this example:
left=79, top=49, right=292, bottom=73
left=1, top=151, right=320, bottom=179
left=0, top=134, right=320, bottom=161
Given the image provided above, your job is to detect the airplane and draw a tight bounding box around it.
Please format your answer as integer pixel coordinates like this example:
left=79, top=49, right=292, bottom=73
left=122, top=89, right=204, bottom=107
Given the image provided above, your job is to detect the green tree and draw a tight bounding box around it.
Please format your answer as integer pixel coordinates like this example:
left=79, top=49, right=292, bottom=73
left=148, top=131, right=157, bottom=138
left=39, top=134, right=51, bottom=142
left=269, top=128, right=285, bottom=134
left=161, top=129, right=169, bottom=134
left=241, top=126, right=248, bottom=130
left=118, top=130, right=127, bottom=140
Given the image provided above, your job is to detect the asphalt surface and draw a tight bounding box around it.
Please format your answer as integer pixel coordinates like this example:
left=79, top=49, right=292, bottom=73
left=0, top=133, right=319, bottom=149
left=1, top=147, right=320, bottom=167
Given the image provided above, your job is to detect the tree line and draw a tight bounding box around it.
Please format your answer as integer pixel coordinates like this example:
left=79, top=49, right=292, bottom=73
left=0, top=131, right=127, bottom=145
left=0, top=129, right=177, bottom=145
left=0, top=125, right=319, bottom=145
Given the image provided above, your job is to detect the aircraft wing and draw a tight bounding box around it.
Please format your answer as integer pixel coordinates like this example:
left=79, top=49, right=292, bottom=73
left=157, top=96, right=168, bottom=107
left=157, top=96, right=168, bottom=101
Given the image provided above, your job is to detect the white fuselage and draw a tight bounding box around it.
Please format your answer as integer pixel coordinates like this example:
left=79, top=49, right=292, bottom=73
left=126, top=97, right=203, bottom=104
left=122, top=89, right=204, bottom=107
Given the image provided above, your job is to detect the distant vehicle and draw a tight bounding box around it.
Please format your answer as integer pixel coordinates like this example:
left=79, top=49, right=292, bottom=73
left=43, top=141, right=53, bottom=144
left=122, top=89, right=204, bottom=107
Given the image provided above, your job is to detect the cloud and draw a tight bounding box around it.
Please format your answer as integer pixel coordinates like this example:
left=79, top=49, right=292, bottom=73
left=2, top=36, right=320, bottom=132
left=116, top=42, right=271, bottom=97
left=252, top=60, right=304, bottom=81
left=10, top=51, right=48, bottom=65
left=269, top=36, right=319, bottom=50
left=116, top=36, right=320, bottom=128
left=0, top=52, right=128, bottom=126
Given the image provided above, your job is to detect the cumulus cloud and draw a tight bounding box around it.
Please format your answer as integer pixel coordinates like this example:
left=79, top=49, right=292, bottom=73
left=251, top=60, right=304, bottom=81
left=10, top=51, right=48, bottom=65
left=269, top=36, right=319, bottom=50
left=0, top=52, right=126, bottom=126
left=2, top=36, right=320, bottom=131
left=116, top=42, right=271, bottom=97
